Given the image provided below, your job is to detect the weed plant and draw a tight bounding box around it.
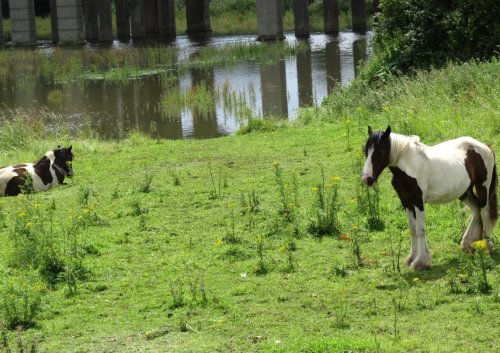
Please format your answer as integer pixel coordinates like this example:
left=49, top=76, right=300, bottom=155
left=307, top=169, right=341, bottom=237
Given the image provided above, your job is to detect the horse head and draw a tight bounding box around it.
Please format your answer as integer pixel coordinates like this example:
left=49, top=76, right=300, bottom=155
left=362, top=126, right=391, bottom=186
left=54, top=145, right=74, bottom=178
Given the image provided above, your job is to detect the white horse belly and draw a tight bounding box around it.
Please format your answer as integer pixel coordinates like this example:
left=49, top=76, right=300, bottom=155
left=424, top=163, right=469, bottom=204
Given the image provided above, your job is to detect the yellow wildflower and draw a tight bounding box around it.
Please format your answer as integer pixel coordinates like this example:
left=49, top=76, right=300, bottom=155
left=17, top=211, right=26, bottom=218
left=311, top=187, right=319, bottom=192
left=472, top=240, right=488, bottom=252
left=279, top=245, right=287, bottom=253
left=25, top=222, right=33, bottom=229
left=215, top=239, right=224, bottom=246
left=412, top=277, right=420, bottom=284
left=272, top=161, right=280, bottom=167
left=331, top=176, right=342, bottom=183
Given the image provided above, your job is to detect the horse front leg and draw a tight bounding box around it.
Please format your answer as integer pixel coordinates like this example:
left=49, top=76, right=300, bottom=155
left=405, top=208, right=418, bottom=267
left=411, top=207, right=432, bottom=271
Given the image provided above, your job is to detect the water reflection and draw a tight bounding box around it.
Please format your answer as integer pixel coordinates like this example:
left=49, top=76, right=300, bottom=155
left=260, top=60, right=288, bottom=117
left=296, top=46, right=313, bottom=107
left=325, top=40, right=341, bottom=92
left=0, top=32, right=371, bottom=140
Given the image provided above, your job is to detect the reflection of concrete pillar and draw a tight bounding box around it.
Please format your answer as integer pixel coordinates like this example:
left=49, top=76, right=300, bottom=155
left=130, top=0, right=146, bottom=38
left=353, top=39, right=367, bottom=77
left=325, top=40, right=341, bottom=92
left=293, top=0, right=310, bottom=38
left=260, top=61, right=288, bottom=117
left=190, top=63, right=219, bottom=138
left=351, top=0, right=366, bottom=33
left=144, top=0, right=159, bottom=34
left=186, top=0, right=211, bottom=35
left=116, top=0, right=130, bottom=38
left=9, top=0, right=37, bottom=45
left=56, top=0, right=84, bottom=44
left=49, top=0, right=59, bottom=43
left=257, top=0, right=284, bottom=41
left=159, top=0, right=176, bottom=37
left=323, top=0, right=339, bottom=35
left=296, top=47, right=313, bottom=107
left=83, top=0, right=98, bottom=40
left=97, top=0, right=113, bottom=41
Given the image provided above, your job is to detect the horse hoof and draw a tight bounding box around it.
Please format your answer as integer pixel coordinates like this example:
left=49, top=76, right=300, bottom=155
left=412, top=257, right=431, bottom=271
left=405, top=256, right=414, bottom=267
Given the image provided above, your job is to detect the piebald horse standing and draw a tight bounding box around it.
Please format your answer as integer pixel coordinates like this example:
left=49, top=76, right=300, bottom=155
left=362, top=126, right=497, bottom=270
left=0, top=146, right=74, bottom=196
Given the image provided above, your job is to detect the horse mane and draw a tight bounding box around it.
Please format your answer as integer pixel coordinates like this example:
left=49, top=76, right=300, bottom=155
left=389, top=133, right=422, bottom=165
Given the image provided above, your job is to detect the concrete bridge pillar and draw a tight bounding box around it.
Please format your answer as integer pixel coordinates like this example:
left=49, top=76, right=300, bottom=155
left=186, top=0, right=211, bottom=35
left=256, top=0, right=284, bottom=41
left=130, top=0, right=146, bottom=38
left=323, top=0, right=339, bottom=35
left=82, top=0, right=98, bottom=40
left=351, top=0, right=366, bottom=33
left=0, top=4, right=4, bottom=44
left=49, top=0, right=59, bottom=43
left=0, top=1, right=4, bottom=41
left=97, top=0, right=113, bottom=41
left=292, top=0, right=310, bottom=38
left=144, top=0, right=160, bottom=34
left=83, top=0, right=112, bottom=41
left=56, top=0, right=84, bottom=44
left=9, top=0, right=37, bottom=45
left=116, top=0, right=130, bottom=38
left=159, top=0, right=176, bottom=37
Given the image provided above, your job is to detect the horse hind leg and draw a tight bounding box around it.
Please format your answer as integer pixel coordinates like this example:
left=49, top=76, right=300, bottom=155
left=460, top=190, right=483, bottom=250
left=480, top=204, right=496, bottom=252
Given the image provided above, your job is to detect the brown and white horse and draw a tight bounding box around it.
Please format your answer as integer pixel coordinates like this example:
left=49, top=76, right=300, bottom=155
left=0, top=146, right=74, bottom=196
left=362, top=126, right=497, bottom=270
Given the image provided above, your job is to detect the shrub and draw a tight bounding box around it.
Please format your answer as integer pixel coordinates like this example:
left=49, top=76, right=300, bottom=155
left=373, top=0, right=500, bottom=73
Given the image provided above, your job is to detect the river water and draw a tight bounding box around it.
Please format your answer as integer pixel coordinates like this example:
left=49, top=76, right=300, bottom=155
left=0, top=31, right=372, bottom=140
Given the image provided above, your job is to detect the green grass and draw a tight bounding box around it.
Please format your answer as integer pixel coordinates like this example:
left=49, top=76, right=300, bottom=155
left=0, top=60, right=499, bottom=352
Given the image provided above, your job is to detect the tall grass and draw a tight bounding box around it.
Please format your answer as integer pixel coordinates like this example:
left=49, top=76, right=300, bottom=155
left=310, top=58, right=500, bottom=144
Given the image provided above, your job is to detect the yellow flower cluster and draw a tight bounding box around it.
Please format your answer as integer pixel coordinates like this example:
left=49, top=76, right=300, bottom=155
left=472, top=240, right=488, bottom=252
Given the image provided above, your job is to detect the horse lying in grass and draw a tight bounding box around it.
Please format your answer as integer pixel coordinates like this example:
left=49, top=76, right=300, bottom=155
left=0, top=146, right=74, bottom=196
left=362, top=126, right=497, bottom=270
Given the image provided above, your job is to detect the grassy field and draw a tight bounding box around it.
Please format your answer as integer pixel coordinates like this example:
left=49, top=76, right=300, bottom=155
left=0, top=59, right=499, bottom=352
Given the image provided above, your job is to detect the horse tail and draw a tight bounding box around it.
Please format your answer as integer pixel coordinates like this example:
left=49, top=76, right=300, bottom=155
left=489, top=162, right=498, bottom=224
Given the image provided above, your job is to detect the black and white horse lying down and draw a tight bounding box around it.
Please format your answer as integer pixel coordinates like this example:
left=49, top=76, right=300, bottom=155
left=0, top=146, right=74, bottom=196
left=362, top=126, right=497, bottom=270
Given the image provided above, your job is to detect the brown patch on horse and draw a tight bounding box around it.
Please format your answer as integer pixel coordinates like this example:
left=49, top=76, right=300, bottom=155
left=34, top=156, right=53, bottom=185
left=464, top=149, right=488, bottom=208
left=490, top=164, right=498, bottom=222
left=389, top=167, right=424, bottom=218
left=5, top=168, right=28, bottom=196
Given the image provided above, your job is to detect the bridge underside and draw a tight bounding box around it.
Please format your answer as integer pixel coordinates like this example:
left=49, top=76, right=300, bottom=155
left=4, top=0, right=367, bottom=45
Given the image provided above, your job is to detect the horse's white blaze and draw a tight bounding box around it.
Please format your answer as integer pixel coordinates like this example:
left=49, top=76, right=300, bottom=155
left=362, top=146, right=374, bottom=184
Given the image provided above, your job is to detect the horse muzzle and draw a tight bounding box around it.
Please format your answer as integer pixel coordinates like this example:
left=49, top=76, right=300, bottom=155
left=67, top=170, right=74, bottom=178
left=362, top=175, right=375, bottom=186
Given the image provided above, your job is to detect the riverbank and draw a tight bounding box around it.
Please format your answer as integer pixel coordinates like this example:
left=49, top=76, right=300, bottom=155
left=0, top=59, right=498, bottom=352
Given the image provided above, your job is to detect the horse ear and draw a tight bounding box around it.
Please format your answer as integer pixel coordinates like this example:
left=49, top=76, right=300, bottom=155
left=68, top=145, right=72, bottom=151
left=383, top=125, right=391, bottom=137
left=368, top=126, right=373, bottom=136
left=57, top=145, right=61, bottom=148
